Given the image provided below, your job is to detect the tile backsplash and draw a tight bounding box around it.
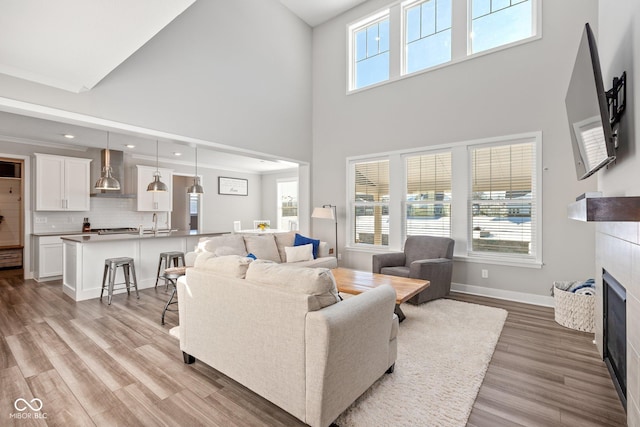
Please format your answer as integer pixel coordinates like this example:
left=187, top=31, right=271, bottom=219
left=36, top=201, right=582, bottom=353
left=33, top=198, right=169, bottom=233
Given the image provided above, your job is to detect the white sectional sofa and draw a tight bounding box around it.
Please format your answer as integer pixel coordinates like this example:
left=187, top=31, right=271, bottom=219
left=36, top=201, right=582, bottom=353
left=177, top=257, right=398, bottom=427
left=185, top=231, right=338, bottom=269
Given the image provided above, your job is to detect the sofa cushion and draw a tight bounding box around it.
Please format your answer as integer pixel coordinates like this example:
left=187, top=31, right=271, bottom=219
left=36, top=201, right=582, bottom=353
left=204, top=235, right=247, bottom=256
left=245, top=260, right=340, bottom=310
left=244, top=235, right=281, bottom=262
left=294, top=233, right=320, bottom=259
left=285, top=244, right=314, bottom=263
left=273, top=231, right=296, bottom=262
left=194, top=254, right=252, bottom=278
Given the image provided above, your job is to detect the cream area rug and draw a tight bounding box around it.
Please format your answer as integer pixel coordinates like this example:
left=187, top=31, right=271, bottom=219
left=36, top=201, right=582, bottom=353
left=335, top=298, right=508, bottom=427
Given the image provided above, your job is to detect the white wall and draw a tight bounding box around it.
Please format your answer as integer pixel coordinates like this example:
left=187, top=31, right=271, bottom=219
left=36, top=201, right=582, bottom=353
left=312, top=0, right=599, bottom=300
left=597, top=0, right=640, bottom=424
left=0, top=0, right=312, bottom=162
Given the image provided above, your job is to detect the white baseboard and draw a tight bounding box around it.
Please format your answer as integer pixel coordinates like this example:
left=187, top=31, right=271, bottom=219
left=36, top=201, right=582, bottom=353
left=451, top=282, right=554, bottom=307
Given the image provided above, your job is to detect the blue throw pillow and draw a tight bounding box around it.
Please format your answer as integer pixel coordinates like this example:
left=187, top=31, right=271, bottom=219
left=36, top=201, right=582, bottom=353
left=294, top=233, right=320, bottom=259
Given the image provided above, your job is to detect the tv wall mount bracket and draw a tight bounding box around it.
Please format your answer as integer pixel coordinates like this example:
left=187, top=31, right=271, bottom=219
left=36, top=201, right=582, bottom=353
left=607, top=71, right=626, bottom=128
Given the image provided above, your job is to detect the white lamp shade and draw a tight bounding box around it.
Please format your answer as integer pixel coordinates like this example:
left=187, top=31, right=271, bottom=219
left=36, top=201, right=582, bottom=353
left=312, top=207, right=335, bottom=220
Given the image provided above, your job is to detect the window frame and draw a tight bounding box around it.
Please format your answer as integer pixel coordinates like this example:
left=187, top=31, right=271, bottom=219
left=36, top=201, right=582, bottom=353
left=466, top=137, right=539, bottom=264
left=401, top=0, right=453, bottom=76
left=467, top=0, right=539, bottom=56
left=348, top=156, right=392, bottom=249
left=346, top=132, right=542, bottom=268
left=348, top=9, right=391, bottom=91
left=402, top=149, right=453, bottom=241
left=347, top=0, right=541, bottom=94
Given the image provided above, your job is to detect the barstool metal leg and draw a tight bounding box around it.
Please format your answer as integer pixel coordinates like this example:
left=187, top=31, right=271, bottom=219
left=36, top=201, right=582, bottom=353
left=129, top=260, right=140, bottom=299
left=100, top=264, right=109, bottom=301
left=123, top=264, right=131, bottom=295
left=107, top=262, right=116, bottom=305
left=155, top=255, right=165, bottom=288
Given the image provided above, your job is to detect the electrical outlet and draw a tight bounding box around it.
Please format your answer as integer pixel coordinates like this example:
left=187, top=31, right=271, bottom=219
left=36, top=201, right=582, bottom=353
left=481, top=269, right=489, bottom=279
left=338, top=253, right=342, bottom=260
left=35, top=217, right=47, bottom=224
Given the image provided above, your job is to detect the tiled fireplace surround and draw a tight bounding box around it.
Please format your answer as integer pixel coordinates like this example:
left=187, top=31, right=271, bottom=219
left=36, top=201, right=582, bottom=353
left=596, top=222, right=640, bottom=426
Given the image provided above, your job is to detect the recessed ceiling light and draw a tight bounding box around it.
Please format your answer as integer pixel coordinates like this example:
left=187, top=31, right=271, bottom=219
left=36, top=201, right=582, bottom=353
left=63, top=134, right=75, bottom=139
left=173, top=152, right=182, bottom=156
left=125, top=144, right=135, bottom=148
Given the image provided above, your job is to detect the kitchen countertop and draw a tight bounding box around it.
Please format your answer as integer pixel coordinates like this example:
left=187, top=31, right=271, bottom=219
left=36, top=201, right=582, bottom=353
left=60, top=230, right=226, bottom=243
left=32, top=231, right=97, bottom=237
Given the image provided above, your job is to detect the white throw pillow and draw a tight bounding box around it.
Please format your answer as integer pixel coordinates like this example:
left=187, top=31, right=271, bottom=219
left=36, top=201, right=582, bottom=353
left=195, top=254, right=252, bottom=278
left=284, top=244, right=314, bottom=263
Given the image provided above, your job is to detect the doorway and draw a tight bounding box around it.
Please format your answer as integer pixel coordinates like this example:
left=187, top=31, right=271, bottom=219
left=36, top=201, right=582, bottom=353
left=0, top=158, right=24, bottom=269
left=172, top=174, right=201, bottom=231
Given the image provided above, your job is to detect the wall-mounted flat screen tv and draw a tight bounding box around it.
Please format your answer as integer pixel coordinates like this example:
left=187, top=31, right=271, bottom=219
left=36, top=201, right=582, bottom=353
left=565, top=23, right=616, bottom=180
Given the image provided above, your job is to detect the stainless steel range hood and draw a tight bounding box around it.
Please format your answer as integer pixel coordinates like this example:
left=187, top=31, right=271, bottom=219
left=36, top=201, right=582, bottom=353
left=91, top=149, right=136, bottom=198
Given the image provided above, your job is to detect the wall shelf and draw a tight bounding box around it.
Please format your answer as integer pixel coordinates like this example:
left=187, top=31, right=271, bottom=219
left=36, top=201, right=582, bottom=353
left=568, top=197, right=640, bottom=222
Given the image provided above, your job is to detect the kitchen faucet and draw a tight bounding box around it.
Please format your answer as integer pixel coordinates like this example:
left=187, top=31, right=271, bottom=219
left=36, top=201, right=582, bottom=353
left=152, top=213, right=158, bottom=232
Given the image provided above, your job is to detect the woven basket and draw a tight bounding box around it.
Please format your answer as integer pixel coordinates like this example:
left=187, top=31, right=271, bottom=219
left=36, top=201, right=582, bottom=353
left=553, top=281, right=595, bottom=332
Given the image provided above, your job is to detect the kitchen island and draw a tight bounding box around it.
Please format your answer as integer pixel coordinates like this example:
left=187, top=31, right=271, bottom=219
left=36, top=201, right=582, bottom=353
left=61, top=230, right=225, bottom=301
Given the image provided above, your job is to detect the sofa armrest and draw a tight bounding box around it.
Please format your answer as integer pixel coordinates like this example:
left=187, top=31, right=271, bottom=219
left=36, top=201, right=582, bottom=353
left=372, top=252, right=406, bottom=273
left=409, top=258, right=453, bottom=282
left=305, top=285, right=397, bottom=427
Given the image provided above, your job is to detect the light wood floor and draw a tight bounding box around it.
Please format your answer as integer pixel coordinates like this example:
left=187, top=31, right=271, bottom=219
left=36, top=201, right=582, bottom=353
left=0, top=270, right=627, bottom=426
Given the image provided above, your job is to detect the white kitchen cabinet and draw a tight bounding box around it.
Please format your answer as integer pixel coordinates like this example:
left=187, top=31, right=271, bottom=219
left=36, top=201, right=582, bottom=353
left=34, top=235, right=65, bottom=281
left=35, top=153, right=91, bottom=211
left=136, top=165, right=173, bottom=211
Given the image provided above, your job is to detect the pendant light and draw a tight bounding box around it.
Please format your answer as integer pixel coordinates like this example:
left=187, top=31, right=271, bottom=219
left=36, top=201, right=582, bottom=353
left=95, top=132, right=121, bottom=190
left=187, top=146, right=204, bottom=194
left=147, top=140, right=168, bottom=192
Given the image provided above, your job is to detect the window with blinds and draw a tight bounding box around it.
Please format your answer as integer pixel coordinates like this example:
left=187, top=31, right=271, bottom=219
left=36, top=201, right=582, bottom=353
left=352, top=160, right=389, bottom=246
left=470, top=141, right=535, bottom=258
left=405, top=152, right=451, bottom=238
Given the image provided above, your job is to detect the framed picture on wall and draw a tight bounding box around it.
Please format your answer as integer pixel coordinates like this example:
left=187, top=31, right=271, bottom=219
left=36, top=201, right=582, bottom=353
left=218, top=177, right=248, bottom=196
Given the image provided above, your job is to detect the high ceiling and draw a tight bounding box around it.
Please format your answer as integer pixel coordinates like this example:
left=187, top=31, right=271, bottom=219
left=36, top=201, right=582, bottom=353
left=0, top=0, right=362, bottom=172
left=280, top=0, right=367, bottom=27
left=0, top=0, right=196, bottom=93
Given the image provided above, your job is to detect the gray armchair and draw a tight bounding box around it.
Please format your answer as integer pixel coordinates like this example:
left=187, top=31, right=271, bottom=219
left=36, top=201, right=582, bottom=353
left=372, top=236, right=455, bottom=304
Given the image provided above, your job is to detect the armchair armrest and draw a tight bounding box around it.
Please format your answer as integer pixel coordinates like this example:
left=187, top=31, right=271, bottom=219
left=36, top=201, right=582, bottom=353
left=409, top=258, right=453, bottom=283
left=372, top=252, right=406, bottom=273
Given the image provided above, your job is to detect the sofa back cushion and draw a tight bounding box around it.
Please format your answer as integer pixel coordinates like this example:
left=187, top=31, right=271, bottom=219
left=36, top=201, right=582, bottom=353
left=194, top=254, right=252, bottom=278
left=244, top=235, right=281, bottom=262
left=245, top=260, right=340, bottom=311
left=273, top=231, right=296, bottom=262
left=204, top=234, right=247, bottom=257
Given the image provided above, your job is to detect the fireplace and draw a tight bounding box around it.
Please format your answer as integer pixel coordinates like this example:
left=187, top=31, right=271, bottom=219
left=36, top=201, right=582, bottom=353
left=603, top=269, right=626, bottom=410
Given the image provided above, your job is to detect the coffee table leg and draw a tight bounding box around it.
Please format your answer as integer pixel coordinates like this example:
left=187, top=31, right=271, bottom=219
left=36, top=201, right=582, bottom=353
left=395, top=304, right=406, bottom=322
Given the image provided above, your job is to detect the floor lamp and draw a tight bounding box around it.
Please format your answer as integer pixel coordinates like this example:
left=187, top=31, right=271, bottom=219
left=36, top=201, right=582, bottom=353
left=311, top=205, right=338, bottom=260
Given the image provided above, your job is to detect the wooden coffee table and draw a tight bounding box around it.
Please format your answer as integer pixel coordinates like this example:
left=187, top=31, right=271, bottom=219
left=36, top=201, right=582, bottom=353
left=332, top=267, right=430, bottom=322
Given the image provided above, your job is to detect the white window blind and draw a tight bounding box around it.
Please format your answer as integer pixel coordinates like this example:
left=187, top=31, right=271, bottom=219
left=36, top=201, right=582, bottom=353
left=470, top=142, right=535, bottom=258
left=352, top=160, right=389, bottom=246
left=405, top=152, right=452, bottom=238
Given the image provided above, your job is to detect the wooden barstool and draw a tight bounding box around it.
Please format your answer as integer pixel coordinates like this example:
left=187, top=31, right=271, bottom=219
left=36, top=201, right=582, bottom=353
left=155, top=251, right=186, bottom=288
left=100, top=257, right=139, bottom=305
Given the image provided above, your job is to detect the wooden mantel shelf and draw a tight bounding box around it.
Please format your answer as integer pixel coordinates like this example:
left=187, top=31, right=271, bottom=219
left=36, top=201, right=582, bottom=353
left=568, top=196, right=640, bottom=222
